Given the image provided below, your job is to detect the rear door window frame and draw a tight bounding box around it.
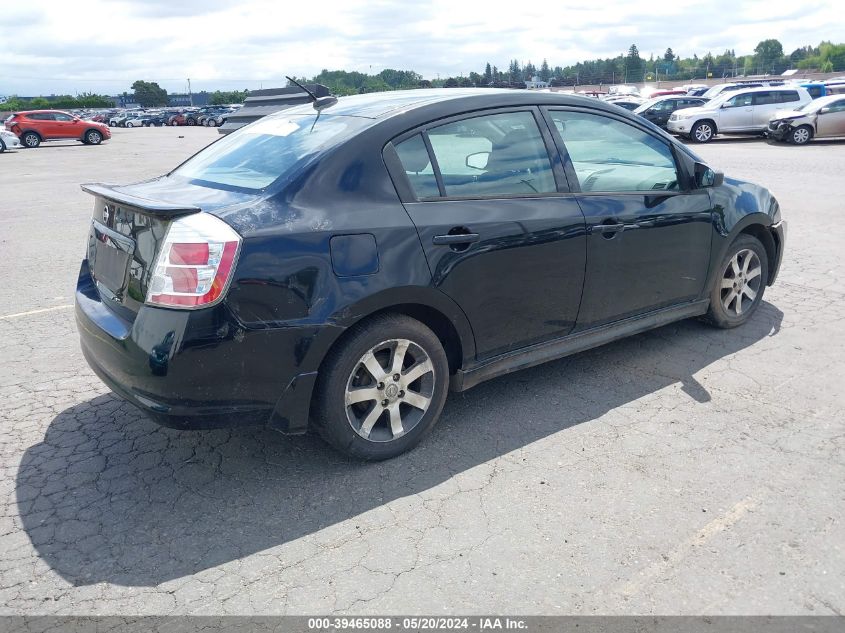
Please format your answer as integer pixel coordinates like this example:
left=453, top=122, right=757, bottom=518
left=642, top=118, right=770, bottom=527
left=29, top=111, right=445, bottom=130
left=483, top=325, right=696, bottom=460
left=384, top=106, right=572, bottom=203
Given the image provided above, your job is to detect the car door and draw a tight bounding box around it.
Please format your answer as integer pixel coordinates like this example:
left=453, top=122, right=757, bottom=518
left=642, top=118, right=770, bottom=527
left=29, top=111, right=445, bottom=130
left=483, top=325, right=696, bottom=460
left=387, top=108, right=587, bottom=360
left=30, top=113, right=56, bottom=138
left=543, top=107, right=713, bottom=331
left=52, top=112, right=77, bottom=138
left=751, top=90, right=786, bottom=128
left=645, top=99, right=675, bottom=126
left=718, top=92, right=754, bottom=131
left=816, top=98, right=845, bottom=137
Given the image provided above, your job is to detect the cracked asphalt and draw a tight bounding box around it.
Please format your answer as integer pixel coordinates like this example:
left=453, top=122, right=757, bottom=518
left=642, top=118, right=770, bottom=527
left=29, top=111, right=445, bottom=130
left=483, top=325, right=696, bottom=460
left=1, top=127, right=843, bottom=615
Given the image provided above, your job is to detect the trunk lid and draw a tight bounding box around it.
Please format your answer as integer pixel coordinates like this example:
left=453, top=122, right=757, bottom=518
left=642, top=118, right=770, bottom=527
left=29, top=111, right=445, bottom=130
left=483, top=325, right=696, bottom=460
left=83, top=183, right=201, bottom=316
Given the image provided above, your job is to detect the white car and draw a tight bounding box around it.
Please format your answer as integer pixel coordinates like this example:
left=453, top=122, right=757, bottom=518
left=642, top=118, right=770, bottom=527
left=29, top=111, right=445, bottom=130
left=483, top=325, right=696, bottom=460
left=0, top=128, right=22, bottom=152
left=667, top=86, right=812, bottom=143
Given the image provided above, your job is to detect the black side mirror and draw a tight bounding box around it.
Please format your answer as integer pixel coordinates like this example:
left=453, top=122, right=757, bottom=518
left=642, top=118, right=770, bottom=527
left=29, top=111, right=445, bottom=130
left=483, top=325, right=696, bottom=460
left=466, top=151, right=490, bottom=170
left=695, top=162, right=724, bottom=188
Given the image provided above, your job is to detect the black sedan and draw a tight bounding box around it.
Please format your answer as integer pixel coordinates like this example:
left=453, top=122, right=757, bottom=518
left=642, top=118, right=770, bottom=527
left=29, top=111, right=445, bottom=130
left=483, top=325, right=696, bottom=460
left=634, top=95, right=709, bottom=128
left=76, top=89, right=785, bottom=460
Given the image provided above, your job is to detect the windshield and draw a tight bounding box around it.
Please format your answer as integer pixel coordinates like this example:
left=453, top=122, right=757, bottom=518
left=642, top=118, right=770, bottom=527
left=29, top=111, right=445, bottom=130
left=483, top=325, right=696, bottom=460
left=173, top=113, right=370, bottom=191
left=633, top=98, right=661, bottom=114
left=796, top=99, right=823, bottom=112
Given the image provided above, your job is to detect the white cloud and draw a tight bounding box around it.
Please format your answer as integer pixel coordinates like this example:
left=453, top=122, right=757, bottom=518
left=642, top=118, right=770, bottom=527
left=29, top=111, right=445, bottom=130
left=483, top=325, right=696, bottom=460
left=0, top=0, right=842, bottom=95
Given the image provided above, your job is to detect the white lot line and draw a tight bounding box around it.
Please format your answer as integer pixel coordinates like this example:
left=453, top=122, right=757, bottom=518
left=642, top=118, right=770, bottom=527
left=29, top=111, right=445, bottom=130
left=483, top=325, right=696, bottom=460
left=621, top=493, right=761, bottom=597
left=0, top=305, right=73, bottom=320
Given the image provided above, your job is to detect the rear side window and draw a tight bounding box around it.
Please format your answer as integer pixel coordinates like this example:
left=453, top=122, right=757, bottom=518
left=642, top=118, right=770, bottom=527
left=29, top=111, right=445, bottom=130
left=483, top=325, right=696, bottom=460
left=27, top=113, right=54, bottom=121
left=753, top=91, right=778, bottom=105
left=172, top=114, right=371, bottom=191
left=549, top=110, right=679, bottom=193
left=777, top=90, right=800, bottom=103
left=394, top=134, right=439, bottom=199
left=425, top=111, right=556, bottom=198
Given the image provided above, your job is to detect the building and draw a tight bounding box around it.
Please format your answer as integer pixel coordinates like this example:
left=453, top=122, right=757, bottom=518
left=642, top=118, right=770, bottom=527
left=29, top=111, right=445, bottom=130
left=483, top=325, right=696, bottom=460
left=525, top=75, right=550, bottom=89
left=219, top=84, right=330, bottom=135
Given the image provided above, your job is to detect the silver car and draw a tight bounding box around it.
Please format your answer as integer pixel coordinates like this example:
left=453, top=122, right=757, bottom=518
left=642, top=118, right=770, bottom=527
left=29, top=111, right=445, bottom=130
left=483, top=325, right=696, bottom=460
left=767, top=94, right=845, bottom=144
left=0, top=128, right=21, bottom=152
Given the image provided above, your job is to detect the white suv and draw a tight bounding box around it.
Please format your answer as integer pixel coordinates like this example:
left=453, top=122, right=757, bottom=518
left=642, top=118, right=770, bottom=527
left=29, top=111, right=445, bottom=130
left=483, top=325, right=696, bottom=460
left=668, top=86, right=812, bottom=143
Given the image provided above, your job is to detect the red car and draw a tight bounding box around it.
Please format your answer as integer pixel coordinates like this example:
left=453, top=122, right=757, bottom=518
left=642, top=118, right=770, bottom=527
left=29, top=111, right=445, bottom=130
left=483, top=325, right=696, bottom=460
left=4, top=110, right=111, bottom=148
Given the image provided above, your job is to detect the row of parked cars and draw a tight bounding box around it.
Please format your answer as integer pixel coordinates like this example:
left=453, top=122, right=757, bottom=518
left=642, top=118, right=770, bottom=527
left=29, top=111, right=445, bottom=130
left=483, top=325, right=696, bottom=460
left=587, top=78, right=845, bottom=144
left=0, top=104, right=244, bottom=149
left=106, top=105, right=241, bottom=128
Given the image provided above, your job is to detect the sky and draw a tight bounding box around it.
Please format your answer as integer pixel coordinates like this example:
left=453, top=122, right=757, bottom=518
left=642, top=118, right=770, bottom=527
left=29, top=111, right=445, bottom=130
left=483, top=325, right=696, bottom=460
left=1, top=0, right=843, bottom=97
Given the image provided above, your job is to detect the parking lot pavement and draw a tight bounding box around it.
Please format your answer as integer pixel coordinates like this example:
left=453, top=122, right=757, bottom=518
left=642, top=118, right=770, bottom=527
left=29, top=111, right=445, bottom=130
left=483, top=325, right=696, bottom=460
left=1, top=128, right=843, bottom=615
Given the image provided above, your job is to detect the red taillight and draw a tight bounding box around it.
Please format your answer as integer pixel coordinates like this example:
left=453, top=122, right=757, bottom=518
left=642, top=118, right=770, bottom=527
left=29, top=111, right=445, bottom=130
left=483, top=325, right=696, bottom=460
left=170, top=242, right=209, bottom=265
left=146, top=214, right=241, bottom=309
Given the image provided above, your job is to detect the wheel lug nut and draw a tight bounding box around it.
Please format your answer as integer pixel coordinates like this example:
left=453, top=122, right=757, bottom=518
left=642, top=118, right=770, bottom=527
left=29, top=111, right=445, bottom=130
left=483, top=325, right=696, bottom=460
left=399, top=390, right=405, bottom=398
left=377, top=382, right=384, bottom=390
left=382, top=400, right=388, bottom=407
left=393, top=374, right=400, bottom=381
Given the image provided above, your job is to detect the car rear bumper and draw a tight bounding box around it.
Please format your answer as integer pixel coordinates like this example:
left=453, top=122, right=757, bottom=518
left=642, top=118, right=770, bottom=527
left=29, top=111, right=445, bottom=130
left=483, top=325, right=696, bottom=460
left=75, top=260, right=338, bottom=432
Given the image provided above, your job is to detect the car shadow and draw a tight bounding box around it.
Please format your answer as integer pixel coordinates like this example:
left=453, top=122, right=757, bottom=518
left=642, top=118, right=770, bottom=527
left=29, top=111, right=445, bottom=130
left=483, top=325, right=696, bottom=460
left=17, top=302, right=783, bottom=587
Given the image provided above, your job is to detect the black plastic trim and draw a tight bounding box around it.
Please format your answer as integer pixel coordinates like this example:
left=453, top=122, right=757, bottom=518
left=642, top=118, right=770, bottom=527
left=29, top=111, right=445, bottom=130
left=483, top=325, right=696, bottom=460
left=451, top=299, right=710, bottom=391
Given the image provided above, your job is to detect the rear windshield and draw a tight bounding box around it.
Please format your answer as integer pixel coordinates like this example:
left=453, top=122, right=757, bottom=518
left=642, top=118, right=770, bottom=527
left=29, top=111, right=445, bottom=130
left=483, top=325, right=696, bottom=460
left=172, top=113, right=370, bottom=192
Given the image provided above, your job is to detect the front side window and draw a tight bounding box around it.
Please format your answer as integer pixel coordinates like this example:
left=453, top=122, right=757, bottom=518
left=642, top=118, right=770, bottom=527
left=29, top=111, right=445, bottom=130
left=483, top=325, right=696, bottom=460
left=725, top=93, right=754, bottom=107
left=425, top=111, right=556, bottom=197
left=54, top=113, right=73, bottom=122
left=824, top=99, right=845, bottom=113
left=549, top=110, right=679, bottom=193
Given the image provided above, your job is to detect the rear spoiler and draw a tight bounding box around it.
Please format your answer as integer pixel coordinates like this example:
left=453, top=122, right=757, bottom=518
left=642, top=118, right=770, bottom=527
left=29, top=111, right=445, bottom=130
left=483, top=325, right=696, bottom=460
left=81, top=183, right=200, bottom=217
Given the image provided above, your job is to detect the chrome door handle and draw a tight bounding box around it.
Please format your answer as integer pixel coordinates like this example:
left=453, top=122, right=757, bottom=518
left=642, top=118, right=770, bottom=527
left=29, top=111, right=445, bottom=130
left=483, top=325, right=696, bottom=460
left=432, top=233, right=480, bottom=245
left=592, top=223, right=625, bottom=234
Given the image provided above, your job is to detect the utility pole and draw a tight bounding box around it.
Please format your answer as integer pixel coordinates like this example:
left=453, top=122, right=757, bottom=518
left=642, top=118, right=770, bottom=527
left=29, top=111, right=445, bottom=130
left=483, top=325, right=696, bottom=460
left=187, top=78, right=193, bottom=106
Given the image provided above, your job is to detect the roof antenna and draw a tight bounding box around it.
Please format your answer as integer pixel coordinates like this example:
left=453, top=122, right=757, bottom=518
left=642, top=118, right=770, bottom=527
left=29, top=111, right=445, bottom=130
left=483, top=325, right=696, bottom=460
left=285, top=76, right=338, bottom=112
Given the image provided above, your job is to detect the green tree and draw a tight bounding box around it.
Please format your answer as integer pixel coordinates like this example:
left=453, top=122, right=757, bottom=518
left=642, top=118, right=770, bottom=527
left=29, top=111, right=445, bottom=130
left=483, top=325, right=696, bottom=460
left=753, top=39, right=784, bottom=72
left=625, top=44, right=643, bottom=81
left=483, top=62, right=492, bottom=84
left=131, top=80, right=168, bottom=107
left=664, top=48, right=675, bottom=62
left=539, top=59, right=550, bottom=81
left=209, top=90, right=249, bottom=105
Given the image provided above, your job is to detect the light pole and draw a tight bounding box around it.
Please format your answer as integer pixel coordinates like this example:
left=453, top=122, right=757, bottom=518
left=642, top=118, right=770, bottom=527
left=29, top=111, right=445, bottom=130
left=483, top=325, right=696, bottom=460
left=187, top=78, right=193, bottom=106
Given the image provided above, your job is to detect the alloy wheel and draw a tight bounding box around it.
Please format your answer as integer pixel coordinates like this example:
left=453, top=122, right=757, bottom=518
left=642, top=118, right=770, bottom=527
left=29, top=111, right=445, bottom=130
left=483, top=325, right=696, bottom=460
left=720, top=248, right=762, bottom=317
left=344, top=338, right=435, bottom=442
left=694, top=123, right=713, bottom=142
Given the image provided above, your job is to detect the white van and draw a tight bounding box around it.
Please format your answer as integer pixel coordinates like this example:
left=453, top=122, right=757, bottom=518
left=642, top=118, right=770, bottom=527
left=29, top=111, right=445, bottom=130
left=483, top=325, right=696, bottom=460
left=667, top=86, right=812, bottom=142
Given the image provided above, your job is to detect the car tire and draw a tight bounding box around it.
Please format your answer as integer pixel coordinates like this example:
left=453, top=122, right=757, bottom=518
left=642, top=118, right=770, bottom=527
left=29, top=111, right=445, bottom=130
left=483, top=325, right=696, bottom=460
left=187, top=119, right=196, bottom=126
left=21, top=132, right=40, bottom=148
left=126, top=121, right=134, bottom=128
left=690, top=120, right=715, bottom=143
left=312, top=313, right=450, bottom=460
left=84, top=130, right=102, bottom=145
left=208, top=118, right=217, bottom=127
left=0, top=140, right=5, bottom=153
left=702, top=234, right=768, bottom=329
left=789, top=125, right=813, bottom=145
